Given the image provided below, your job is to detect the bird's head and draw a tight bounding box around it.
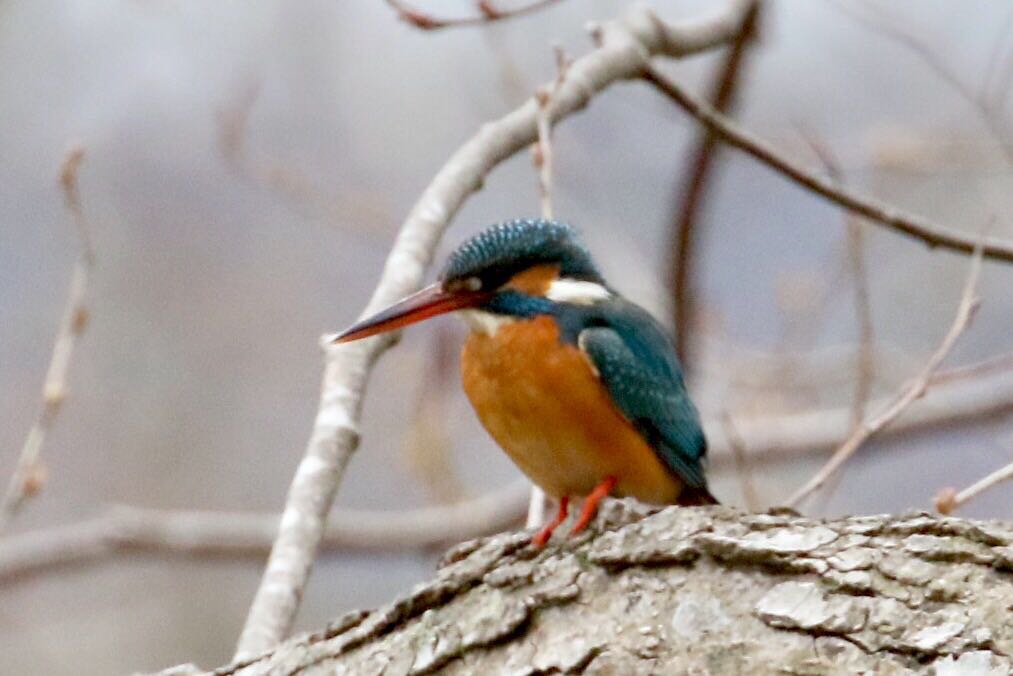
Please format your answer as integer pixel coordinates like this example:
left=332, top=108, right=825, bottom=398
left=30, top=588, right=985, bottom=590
left=333, top=218, right=610, bottom=343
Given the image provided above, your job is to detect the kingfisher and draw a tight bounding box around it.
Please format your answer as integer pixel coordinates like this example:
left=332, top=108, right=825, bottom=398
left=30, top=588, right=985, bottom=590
left=334, top=218, right=716, bottom=546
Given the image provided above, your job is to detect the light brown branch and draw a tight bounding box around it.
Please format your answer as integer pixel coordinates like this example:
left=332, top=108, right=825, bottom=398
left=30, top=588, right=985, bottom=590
left=234, top=2, right=751, bottom=659
left=0, top=146, right=93, bottom=532
left=930, top=351, right=1013, bottom=386
left=935, top=460, right=1013, bottom=515
left=670, top=0, right=761, bottom=370
left=785, top=240, right=985, bottom=508
left=532, top=45, right=571, bottom=220
left=404, top=324, right=466, bottom=504
left=642, top=65, right=1013, bottom=264
left=385, top=0, right=563, bottom=31
left=0, top=480, right=530, bottom=586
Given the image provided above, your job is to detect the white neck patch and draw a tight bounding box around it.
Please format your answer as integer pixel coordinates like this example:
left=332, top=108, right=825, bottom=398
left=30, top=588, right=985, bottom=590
left=545, top=279, right=611, bottom=305
left=459, top=309, right=517, bottom=336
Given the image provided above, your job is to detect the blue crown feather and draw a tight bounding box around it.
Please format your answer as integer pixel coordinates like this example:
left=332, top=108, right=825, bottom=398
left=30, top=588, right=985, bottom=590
left=440, top=218, right=604, bottom=287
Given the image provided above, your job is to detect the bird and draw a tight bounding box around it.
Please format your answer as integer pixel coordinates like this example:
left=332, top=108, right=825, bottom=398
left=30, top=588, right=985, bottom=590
left=333, top=218, right=716, bottom=546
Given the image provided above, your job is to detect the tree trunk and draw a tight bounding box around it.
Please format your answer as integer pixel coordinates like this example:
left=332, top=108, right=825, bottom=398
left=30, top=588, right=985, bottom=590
left=163, top=502, right=1013, bottom=675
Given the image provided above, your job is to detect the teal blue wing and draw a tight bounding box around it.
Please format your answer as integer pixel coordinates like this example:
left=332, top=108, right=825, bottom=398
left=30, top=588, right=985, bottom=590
left=577, top=308, right=708, bottom=490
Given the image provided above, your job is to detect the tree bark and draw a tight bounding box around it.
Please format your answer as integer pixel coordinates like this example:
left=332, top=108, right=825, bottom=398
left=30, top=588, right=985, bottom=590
left=163, top=503, right=1013, bottom=675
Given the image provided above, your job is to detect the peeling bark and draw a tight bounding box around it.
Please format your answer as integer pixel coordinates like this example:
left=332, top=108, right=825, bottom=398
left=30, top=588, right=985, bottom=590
left=162, top=504, right=1013, bottom=675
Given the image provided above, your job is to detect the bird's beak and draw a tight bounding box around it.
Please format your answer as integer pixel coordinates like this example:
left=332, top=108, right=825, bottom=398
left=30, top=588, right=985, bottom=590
left=331, top=283, right=488, bottom=344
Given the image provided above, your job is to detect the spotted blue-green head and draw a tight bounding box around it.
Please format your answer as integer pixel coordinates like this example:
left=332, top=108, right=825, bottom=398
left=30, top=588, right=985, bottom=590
left=333, top=218, right=611, bottom=342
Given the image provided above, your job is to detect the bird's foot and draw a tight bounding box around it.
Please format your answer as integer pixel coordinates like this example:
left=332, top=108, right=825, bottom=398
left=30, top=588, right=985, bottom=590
left=531, top=496, right=570, bottom=547
left=569, top=475, right=617, bottom=536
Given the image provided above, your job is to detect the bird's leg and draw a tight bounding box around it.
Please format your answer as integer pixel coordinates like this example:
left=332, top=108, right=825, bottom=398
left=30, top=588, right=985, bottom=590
left=569, top=475, right=617, bottom=536
left=531, top=496, right=569, bottom=547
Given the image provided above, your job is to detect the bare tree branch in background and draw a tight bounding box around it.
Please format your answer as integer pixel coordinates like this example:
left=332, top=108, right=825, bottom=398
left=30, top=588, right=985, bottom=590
left=385, top=0, right=563, bottom=31
left=786, top=240, right=985, bottom=508
left=532, top=45, right=571, bottom=220
left=708, top=366, right=1013, bottom=468
left=670, top=0, right=761, bottom=370
left=796, top=133, right=876, bottom=431
left=526, top=44, right=571, bottom=529
left=0, top=480, right=529, bottom=586
left=234, top=3, right=752, bottom=659
left=0, top=147, right=94, bottom=533
left=931, top=351, right=1013, bottom=386
left=404, top=324, right=466, bottom=504
left=831, top=0, right=1013, bottom=166
left=936, top=458, right=1013, bottom=515
left=218, top=81, right=394, bottom=235
left=642, top=65, right=1013, bottom=263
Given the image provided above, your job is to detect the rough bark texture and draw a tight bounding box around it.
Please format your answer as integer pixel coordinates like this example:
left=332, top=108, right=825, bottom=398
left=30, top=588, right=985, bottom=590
left=168, top=504, right=1013, bottom=675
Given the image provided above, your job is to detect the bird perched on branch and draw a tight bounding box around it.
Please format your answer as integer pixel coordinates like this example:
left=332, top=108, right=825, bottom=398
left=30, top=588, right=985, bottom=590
left=334, top=219, right=715, bottom=546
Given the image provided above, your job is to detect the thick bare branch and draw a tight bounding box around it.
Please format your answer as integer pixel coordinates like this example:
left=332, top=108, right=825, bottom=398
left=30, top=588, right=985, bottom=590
left=158, top=506, right=1013, bottom=675
left=642, top=65, right=1013, bottom=263
left=786, top=241, right=984, bottom=507
left=234, top=2, right=752, bottom=659
left=0, top=480, right=529, bottom=586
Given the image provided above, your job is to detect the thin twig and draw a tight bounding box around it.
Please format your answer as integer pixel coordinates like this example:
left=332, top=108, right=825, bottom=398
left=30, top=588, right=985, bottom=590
left=719, top=411, right=760, bottom=510
left=935, top=460, right=1013, bottom=515
left=218, top=82, right=393, bottom=234
left=0, top=480, right=530, bottom=586
left=670, top=0, right=761, bottom=369
left=532, top=45, right=571, bottom=219
left=404, top=324, right=466, bottom=504
left=642, top=64, right=1013, bottom=264
left=846, top=218, right=874, bottom=427
left=797, top=132, right=875, bottom=429
left=831, top=0, right=1013, bottom=166
left=707, top=365, right=1013, bottom=468
left=385, top=0, right=563, bottom=31
left=234, top=3, right=750, bottom=659
left=786, top=239, right=985, bottom=508
left=526, top=45, right=571, bottom=526
left=930, top=351, right=1013, bottom=386
left=0, top=146, right=93, bottom=532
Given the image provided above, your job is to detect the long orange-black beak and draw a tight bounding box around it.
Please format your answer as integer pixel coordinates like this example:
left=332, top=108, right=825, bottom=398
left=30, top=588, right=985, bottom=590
left=332, top=283, right=488, bottom=344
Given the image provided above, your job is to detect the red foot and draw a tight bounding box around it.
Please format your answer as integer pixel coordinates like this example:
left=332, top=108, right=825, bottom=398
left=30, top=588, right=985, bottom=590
left=531, top=496, right=569, bottom=547
left=569, top=475, right=617, bottom=536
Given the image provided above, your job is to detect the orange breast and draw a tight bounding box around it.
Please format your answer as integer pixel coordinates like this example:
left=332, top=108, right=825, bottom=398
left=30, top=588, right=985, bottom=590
left=460, top=316, right=683, bottom=503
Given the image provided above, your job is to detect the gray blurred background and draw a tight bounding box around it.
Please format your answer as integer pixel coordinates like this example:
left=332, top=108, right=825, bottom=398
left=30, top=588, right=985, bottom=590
left=2, top=0, right=1012, bottom=673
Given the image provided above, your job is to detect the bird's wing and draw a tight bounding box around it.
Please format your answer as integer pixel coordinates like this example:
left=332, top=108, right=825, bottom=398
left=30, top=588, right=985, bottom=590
left=577, top=314, right=707, bottom=488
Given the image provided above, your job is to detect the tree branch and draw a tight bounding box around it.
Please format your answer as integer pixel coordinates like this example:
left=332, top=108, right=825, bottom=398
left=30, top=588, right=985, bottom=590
left=670, top=0, right=761, bottom=369
left=0, top=481, right=529, bottom=585
left=384, top=0, right=563, bottom=31
left=936, top=460, right=1013, bottom=515
left=234, top=2, right=752, bottom=659
left=157, top=505, right=1013, bottom=675
left=1, top=146, right=94, bottom=533
left=642, top=65, right=1013, bottom=263
left=786, top=240, right=984, bottom=507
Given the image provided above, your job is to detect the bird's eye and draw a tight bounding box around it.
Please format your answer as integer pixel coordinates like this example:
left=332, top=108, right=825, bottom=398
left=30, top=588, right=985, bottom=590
left=463, top=277, right=482, bottom=291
